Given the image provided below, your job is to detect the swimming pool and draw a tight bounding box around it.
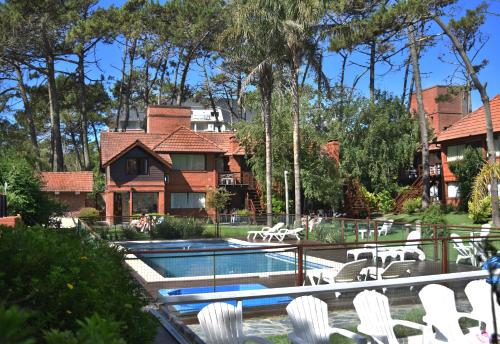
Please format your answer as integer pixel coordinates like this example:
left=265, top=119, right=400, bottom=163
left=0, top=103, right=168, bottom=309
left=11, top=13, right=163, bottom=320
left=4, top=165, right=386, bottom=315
left=122, top=239, right=332, bottom=280
left=159, top=283, right=292, bottom=313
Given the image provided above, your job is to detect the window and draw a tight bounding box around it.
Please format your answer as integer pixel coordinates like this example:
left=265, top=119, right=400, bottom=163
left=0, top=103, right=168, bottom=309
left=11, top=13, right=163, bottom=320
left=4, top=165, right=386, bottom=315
left=495, top=137, right=500, bottom=157
left=126, top=158, right=148, bottom=175
left=447, top=144, right=465, bottom=162
left=171, top=193, right=205, bottom=209
left=132, top=192, right=158, bottom=213
left=171, top=154, right=205, bottom=170
left=447, top=182, right=460, bottom=198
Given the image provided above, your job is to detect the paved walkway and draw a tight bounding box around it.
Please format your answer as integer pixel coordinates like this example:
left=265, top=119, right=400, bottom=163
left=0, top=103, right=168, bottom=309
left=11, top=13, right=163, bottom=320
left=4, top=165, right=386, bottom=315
left=188, top=300, right=472, bottom=341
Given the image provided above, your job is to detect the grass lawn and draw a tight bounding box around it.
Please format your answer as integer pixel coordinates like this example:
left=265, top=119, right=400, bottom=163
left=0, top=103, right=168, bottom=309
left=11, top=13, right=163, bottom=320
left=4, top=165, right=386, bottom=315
left=387, top=212, right=480, bottom=227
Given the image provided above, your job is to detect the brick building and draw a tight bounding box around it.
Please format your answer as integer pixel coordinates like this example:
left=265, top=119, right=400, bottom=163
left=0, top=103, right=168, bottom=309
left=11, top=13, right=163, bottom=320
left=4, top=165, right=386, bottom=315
left=40, top=172, right=94, bottom=213
left=436, top=94, right=500, bottom=205
left=101, top=105, right=257, bottom=223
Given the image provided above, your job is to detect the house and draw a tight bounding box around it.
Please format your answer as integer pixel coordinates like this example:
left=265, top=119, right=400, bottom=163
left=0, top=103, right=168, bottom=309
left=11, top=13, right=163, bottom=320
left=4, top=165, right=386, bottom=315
left=101, top=105, right=256, bottom=223
left=108, top=100, right=253, bottom=133
left=435, top=94, right=500, bottom=205
left=40, top=172, right=94, bottom=213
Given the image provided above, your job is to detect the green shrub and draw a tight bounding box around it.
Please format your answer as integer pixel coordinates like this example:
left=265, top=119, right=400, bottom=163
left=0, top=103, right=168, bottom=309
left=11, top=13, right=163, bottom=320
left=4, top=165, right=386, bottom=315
left=314, top=223, right=343, bottom=243
left=468, top=196, right=492, bottom=224
left=78, top=207, right=100, bottom=224
left=271, top=196, right=285, bottom=214
left=150, top=216, right=204, bottom=239
left=421, top=204, right=446, bottom=225
left=402, top=197, right=421, bottom=214
left=0, top=226, right=157, bottom=343
left=376, top=190, right=395, bottom=213
left=235, top=209, right=251, bottom=216
left=0, top=305, right=35, bottom=344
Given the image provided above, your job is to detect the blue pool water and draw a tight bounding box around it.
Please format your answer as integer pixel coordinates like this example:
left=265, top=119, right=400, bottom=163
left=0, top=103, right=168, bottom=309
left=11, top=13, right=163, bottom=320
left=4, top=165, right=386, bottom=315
left=159, top=283, right=292, bottom=313
left=123, top=240, right=327, bottom=278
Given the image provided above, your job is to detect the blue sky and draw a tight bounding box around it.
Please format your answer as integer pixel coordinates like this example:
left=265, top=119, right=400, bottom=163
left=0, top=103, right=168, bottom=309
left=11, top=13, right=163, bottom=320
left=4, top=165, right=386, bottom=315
left=55, top=0, right=500, bottom=113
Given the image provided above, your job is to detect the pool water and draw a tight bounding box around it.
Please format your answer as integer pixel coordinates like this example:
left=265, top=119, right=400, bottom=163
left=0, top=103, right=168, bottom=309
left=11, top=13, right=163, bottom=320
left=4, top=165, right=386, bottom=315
left=159, top=283, right=292, bottom=313
left=124, top=240, right=327, bottom=278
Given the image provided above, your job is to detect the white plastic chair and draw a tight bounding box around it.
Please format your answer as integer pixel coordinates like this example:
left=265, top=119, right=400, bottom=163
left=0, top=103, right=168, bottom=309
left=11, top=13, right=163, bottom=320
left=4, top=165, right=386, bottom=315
left=247, top=222, right=284, bottom=240
left=465, top=279, right=500, bottom=336
left=354, top=290, right=429, bottom=344
left=197, top=301, right=271, bottom=344
left=308, top=260, right=367, bottom=297
left=267, top=227, right=304, bottom=242
left=286, top=296, right=367, bottom=344
left=450, top=233, right=476, bottom=265
left=471, top=224, right=491, bottom=265
left=419, top=284, right=481, bottom=343
left=378, top=220, right=394, bottom=236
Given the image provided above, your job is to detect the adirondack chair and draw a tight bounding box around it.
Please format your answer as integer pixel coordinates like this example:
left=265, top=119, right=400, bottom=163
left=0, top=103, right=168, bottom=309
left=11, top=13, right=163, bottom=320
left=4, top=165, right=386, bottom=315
left=377, top=220, right=394, bottom=236
left=267, top=227, right=304, bottom=242
left=465, top=280, right=500, bottom=336
left=419, top=284, right=482, bottom=343
left=247, top=222, right=285, bottom=240
left=361, top=260, right=415, bottom=293
left=286, top=296, right=367, bottom=344
left=471, top=224, right=491, bottom=266
left=353, top=290, right=429, bottom=344
left=450, top=233, right=476, bottom=265
left=197, top=301, right=271, bottom=344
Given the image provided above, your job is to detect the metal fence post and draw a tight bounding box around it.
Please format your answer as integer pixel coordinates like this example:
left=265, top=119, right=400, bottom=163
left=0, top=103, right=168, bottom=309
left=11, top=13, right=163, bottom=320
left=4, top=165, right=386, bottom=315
left=341, top=219, right=345, bottom=242
left=297, top=244, right=304, bottom=286
left=355, top=220, right=359, bottom=243
left=433, top=224, right=438, bottom=261
left=441, top=238, right=449, bottom=273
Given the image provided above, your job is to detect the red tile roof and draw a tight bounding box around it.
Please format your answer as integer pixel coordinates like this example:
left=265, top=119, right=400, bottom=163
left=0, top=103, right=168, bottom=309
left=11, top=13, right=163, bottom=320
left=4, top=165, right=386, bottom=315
left=100, top=128, right=245, bottom=166
left=40, top=172, right=93, bottom=192
left=436, top=95, right=500, bottom=142
left=154, top=126, right=225, bottom=153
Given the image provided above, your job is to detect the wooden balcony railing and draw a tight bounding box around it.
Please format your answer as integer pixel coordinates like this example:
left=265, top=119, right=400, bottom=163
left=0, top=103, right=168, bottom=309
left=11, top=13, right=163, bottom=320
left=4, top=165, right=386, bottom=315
left=218, top=171, right=256, bottom=189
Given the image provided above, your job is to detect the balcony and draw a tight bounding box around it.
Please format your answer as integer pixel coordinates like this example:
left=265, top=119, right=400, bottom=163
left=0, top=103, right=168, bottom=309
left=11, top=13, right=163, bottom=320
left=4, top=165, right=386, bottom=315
left=218, top=171, right=256, bottom=189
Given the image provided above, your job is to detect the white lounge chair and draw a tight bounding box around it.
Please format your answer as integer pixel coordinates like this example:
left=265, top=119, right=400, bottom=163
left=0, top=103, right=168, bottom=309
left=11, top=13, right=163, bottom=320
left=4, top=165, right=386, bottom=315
left=471, top=224, right=491, bottom=265
left=347, top=230, right=425, bottom=263
left=267, top=227, right=304, bottom=242
left=247, top=222, right=284, bottom=240
left=354, top=290, right=430, bottom=344
left=197, top=301, right=271, bottom=344
left=362, top=260, right=415, bottom=281
left=419, top=284, right=481, bottom=343
left=450, top=233, right=476, bottom=265
left=465, top=280, right=499, bottom=337
left=308, top=259, right=368, bottom=297
left=378, top=220, right=394, bottom=236
left=286, top=295, right=367, bottom=344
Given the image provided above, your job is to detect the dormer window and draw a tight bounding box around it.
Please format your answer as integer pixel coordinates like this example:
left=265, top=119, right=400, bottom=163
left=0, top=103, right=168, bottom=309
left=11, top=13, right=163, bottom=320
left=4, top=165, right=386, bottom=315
left=126, top=158, right=148, bottom=175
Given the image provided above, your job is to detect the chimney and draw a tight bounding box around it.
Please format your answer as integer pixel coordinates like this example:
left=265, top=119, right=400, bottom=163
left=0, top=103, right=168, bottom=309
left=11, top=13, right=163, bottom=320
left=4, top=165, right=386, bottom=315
left=146, top=105, right=192, bottom=134
left=322, top=140, right=340, bottom=164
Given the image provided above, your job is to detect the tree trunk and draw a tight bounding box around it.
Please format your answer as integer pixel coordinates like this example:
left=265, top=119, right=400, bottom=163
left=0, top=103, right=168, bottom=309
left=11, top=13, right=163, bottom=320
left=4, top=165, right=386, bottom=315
left=122, top=38, right=137, bottom=132
left=434, top=15, right=500, bottom=225
left=157, top=53, right=169, bottom=105
left=176, top=52, right=192, bottom=106
left=291, top=52, right=302, bottom=224
left=170, top=47, right=183, bottom=105
left=115, top=38, right=128, bottom=132
left=408, top=24, right=430, bottom=209
left=259, top=63, right=274, bottom=227
left=13, top=63, right=41, bottom=170
left=369, top=40, right=376, bottom=99
left=46, top=51, right=64, bottom=171
left=70, top=130, right=84, bottom=170
left=401, top=55, right=411, bottom=107
left=91, top=121, right=101, bottom=161
left=77, top=50, right=92, bottom=170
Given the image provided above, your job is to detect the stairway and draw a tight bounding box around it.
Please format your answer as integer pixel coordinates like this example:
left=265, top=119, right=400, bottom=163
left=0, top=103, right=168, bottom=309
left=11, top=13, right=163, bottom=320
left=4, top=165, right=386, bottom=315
left=247, top=190, right=263, bottom=214
left=394, top=176, right=423, bottom=213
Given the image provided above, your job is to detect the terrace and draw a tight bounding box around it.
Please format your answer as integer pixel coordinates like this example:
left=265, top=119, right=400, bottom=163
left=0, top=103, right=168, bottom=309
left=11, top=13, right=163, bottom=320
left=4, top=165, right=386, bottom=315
left=81, top=215, right=500, bottom=343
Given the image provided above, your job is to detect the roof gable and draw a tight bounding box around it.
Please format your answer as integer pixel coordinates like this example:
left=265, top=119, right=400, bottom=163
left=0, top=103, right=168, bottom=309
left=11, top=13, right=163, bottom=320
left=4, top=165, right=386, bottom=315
left=40, top=172, right=93, bottom=193
left=154, top=126, right=224, bottom=153
left=100, top=132, right=165, bottom=166
left=102, top=140, right=172, bottom=167
left=437, top=95, right=500, bottom=142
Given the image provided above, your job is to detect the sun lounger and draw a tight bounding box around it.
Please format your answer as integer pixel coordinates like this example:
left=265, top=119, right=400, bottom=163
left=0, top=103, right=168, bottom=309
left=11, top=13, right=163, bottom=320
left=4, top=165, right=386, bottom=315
left=266, top=227, right=304, bottom=242
left=308, top=259, right=368, bottom=297
left=247, top=222, right=284, bottom=240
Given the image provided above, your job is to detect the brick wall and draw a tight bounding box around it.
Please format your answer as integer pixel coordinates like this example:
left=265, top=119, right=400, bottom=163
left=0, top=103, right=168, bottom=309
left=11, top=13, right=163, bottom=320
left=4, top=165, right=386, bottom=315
left=146, top=106, right=191, bottom=134
left=47, top=192, right=88, bottom=213
left=0, top=215, right=22, bottom=227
